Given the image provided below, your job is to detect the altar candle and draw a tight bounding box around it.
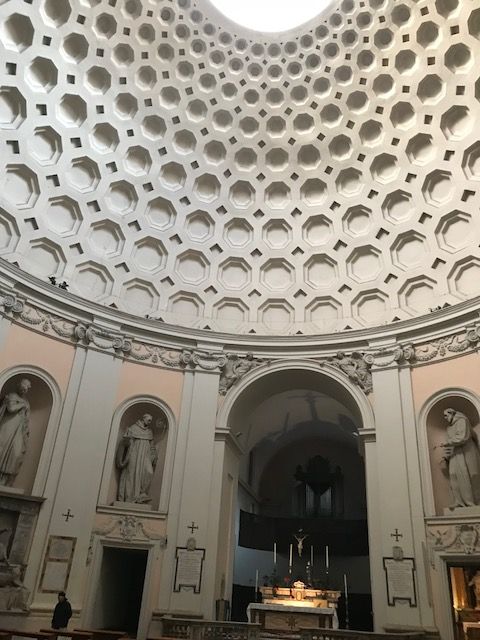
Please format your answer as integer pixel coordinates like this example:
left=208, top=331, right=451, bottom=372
left=289, top=543, right=293, bottom=567
left=255, top=569, right=259, bottom=593
left=274, top=542, right=277, bottom=564
left=344, top=573, right=348, bottom=598
left=325, top=545, right=329, bottom=569
left=310, top=545, right=314, bottom=566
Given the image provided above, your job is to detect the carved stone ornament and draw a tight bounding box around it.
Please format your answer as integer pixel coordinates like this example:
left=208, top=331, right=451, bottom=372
left=219, top=352, right=266, bottom=395
left=87, top=515, right=167, bottom=564
left=325, top=351, right=373, bottom=394
left=427, top=523, right=480, bottom=555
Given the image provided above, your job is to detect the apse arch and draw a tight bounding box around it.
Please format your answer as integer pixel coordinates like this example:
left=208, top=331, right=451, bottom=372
left=217, top=358, right=375, bottom=436
left=216, top=358, right=374, bottom=625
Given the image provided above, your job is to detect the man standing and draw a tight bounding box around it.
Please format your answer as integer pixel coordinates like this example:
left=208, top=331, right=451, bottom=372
left=51, top=591, right=72, bottom=630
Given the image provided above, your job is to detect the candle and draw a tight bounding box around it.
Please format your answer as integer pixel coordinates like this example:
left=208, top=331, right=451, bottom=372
left=255, top=569, right=259, bottom=592
left=325, top=545, right=329, bottom=569
left=289, top=543, right=293, bottom=567
left=311, top=545, right=314, bottom=566
left=274, top=542, right=277, bottom=565
left=344, top=573, right=348, bottom=598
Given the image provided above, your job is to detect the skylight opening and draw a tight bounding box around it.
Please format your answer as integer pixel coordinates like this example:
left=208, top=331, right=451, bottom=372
left=208, top=0, right=334, bottom=33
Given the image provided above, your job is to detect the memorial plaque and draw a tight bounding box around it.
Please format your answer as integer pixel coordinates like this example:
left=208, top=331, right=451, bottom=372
left=383, top=557, right=417, bottom=607
left=173, top=546, right=205, bottom=593
left=39, top=535, right=76, bottom=593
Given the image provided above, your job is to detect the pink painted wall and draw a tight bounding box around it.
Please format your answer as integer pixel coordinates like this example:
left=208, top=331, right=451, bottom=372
left=411, top=353, right=480, bottom=410
left=115, top=361, right=184, bottom=419
left=0, top=324, right=75, bottom=391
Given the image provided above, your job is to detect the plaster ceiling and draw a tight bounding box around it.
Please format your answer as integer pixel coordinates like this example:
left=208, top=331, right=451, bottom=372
left=0, top=0, right=479, bottom=335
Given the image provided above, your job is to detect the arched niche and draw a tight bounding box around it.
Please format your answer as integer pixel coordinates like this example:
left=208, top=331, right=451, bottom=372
left=0, top=369, right=55, bottom=495
left=425, top=390, right=480, bottom=515
left=105, top=398, right=173, bottom=511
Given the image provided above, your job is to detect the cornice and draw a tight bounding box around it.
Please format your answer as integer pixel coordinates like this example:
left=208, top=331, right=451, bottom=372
left=1, top=262, right=480, bottom=378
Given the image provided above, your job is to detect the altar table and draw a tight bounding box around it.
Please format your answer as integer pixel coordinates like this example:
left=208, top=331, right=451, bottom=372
left=247, top=602, right=338, bottom=632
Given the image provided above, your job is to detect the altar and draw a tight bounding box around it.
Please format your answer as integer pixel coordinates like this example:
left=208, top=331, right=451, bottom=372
left=247, top=584, right=340, bottom=632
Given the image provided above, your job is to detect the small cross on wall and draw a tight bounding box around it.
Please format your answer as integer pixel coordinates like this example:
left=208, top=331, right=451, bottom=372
left=390, top=528, right=403, bottom=542
left=187, top=521, right=199, bottom=534
left=62, top=508, right=74, bottom=523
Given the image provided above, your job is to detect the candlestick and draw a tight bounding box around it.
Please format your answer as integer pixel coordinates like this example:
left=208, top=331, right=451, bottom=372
left=274, top=542, right=277, bottom=565
left=310, top=545, right=314, bottom=566
left=344, top=573, right=349, bottom=629
left=325, top=545, right=329, bottom=569
left=289, top=543, right=293, bottom=567
left=255, top=569, right=259, bottom=601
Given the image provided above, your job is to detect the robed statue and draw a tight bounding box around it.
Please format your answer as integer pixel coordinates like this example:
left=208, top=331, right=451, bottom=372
left=0, top=379, right=31, bottom=486
left=116, top=413, right=164, bottom=504
left=442, top=408, right=480, bottom=508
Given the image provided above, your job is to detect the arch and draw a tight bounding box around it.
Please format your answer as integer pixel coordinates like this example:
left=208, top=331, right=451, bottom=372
left=0, top=364, right=62, bottom=495
left=217, top=358, right=375, bottom=434
left=418, top=386, right=480, bottom=516
left=99, top=394, right=177, bottom=513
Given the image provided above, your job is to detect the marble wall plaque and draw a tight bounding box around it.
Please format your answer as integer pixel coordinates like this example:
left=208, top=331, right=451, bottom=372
left=39, top=536, right=76, bottom=593
left=173, top=547, right=205, bottom=593
left=383, top=557, right=417, bottom=607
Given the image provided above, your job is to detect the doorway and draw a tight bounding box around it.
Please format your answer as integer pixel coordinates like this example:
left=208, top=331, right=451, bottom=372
left=91, top=546, right=148, bottom=636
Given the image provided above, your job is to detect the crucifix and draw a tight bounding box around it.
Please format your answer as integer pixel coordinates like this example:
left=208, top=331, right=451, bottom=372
left=62, top=508, right=74, bottom=523
left=187, top=521, right=199, bottom=534
left=390, top=528, right=403, bottom=542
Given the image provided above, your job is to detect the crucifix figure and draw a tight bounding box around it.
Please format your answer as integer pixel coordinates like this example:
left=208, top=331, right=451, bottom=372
left=293, top=529, right=308, bottom=557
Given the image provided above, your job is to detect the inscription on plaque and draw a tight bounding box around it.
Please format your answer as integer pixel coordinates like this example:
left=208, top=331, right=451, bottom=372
left=173, top=546, right=205, bottom=593
left=383, top=557, right=417, bottom=607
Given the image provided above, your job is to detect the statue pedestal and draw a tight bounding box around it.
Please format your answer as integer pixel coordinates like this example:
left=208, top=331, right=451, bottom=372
left=113, top=501, right=152, bottom=511
left=443, top=506, right=480, bottom=516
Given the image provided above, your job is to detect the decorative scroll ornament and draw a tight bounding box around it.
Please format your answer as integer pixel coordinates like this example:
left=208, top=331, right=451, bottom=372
left=325, top=351, right=373, bottom=394
left=88, top=515, right=167, bottom=563
left=427, top=523, right=480, bottom=555
left=219, top=352, right=266, bottom=394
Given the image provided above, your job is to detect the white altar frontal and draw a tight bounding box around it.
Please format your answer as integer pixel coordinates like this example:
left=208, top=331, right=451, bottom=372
left=247, top=584, right=340, bottom=632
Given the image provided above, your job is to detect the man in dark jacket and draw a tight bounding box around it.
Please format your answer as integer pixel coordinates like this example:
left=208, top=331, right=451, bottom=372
left=51, top=591, right=72, bottom=630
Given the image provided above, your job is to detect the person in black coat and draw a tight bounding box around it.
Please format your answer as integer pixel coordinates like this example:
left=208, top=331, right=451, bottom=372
left=51, top=591, right=72, bottom=630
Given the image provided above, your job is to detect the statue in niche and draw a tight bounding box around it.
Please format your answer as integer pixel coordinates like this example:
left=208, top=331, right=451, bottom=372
left=116, top=413, right=166, bottom=504
left=0, top=378, right=32, bottom=487
left=441, top=408, right=480, bottom=508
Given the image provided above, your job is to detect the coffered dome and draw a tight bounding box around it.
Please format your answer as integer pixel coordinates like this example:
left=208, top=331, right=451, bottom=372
left=0, top=0, right=479, bottom=334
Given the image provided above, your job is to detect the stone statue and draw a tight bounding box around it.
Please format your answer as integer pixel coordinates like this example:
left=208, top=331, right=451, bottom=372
left=0, top=378, right=31, bottom=486
left=442, top=408, right=480, bottom=508
left=469, top=570, right=480, bottom=609
left=219, top=353, right=257, bottom=395
left=116, top=413, right=162, bottom=504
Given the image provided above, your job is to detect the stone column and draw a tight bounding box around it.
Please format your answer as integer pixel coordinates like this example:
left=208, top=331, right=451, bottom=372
left=365, top=344, right=434, bottom=631
left=158, top=351, right=226, bottom=618
left=31, top=345, right=122, bottom=611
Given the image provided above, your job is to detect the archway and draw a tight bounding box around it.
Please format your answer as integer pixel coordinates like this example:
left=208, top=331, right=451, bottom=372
left=217, top=361, right=374, bottom=630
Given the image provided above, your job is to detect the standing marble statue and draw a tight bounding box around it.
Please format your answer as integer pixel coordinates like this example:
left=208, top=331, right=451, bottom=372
left=0, top=379, right=31, bottom=486
left=442, top=408, right=480, bottom=508
left=116, top=413, right=160, bottom=504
